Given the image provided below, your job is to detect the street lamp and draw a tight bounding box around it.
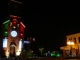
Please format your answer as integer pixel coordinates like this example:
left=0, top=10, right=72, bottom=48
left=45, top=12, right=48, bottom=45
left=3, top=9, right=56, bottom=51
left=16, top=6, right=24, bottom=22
left=67, top=41, right=74, bottom=57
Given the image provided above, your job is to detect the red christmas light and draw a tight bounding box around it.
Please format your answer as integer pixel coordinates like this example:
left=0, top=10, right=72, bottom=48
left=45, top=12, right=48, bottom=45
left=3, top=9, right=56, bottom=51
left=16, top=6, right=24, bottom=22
left=13, top=16, right=17, bottom=19
left=20, top=22, right=25, bottom=28
left=20, top=25, right=24, bottom=32
left=12, top=19, right=17, bottom=26
left=20, top=33, right=24, bottom=38
left=13, top=21, right=16, bottom=26
left=19, top=22, right=24, bottom=33
left=13, top=19, right=17, bottom=21
left=20, top=33, right=23, bottom=36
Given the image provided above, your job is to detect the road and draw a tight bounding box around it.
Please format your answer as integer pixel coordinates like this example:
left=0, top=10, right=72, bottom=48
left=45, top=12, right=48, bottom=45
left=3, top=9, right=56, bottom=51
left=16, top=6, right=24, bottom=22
left=1, top=58, right=80, bottom=60
left=65, top=59, right=80, bottom=60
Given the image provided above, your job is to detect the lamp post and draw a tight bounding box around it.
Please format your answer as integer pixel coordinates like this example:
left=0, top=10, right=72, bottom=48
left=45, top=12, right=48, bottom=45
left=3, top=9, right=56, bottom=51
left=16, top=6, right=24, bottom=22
left=67, top=41, right=74, bottom=56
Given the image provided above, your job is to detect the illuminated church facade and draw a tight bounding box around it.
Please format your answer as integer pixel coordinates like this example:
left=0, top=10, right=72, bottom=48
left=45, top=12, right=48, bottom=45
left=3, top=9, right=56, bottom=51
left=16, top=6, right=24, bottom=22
left=2, top=0, right=25, bottom=58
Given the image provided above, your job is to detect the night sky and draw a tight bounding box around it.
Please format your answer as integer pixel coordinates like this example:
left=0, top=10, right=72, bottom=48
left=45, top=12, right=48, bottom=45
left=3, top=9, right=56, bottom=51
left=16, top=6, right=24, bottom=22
left=0, top=0, right=80, bottom=50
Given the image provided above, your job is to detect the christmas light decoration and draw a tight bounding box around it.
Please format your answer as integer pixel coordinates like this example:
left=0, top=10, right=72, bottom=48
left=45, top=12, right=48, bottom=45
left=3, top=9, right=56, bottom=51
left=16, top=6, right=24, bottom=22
left=10, top=22, right=12, bottom=26
left=20, top=22, right=25, bottom=28
left=20, top=25, right=24, bottom=33
left=3, top=20, right=10, bottom=24
left=12, top=19, right=17, bottom=26
left=4, top=31, right=8, bottom=37
left=20, top=33, right=23, bottom=38
left=4, top=23, right=10, bottom=30
left=13, top=16, right=17, bottom=19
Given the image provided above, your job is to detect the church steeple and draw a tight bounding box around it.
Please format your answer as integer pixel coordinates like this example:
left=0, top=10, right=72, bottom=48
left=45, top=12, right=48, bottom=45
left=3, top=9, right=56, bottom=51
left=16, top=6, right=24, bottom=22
left=8, top=0, right=22, bottom=16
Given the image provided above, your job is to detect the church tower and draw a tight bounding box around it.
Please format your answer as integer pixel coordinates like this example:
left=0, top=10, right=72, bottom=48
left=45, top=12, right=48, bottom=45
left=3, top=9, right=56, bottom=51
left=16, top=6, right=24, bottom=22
left=2, top=0, right=25, bottom=58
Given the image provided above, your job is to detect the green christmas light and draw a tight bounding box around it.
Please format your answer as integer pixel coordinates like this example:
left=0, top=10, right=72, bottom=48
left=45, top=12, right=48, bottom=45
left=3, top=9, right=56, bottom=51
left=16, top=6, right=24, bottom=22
left=51, top=53, right=55, bottom=57
left=4, top=23, right=9, bottom=30
left=3, top=20, right=10, bottom=24
left=51, top=51, right=55, bottom=57
left=4, top=31, right=8, bottom=36
left=56, top=53, right=60, bottom=57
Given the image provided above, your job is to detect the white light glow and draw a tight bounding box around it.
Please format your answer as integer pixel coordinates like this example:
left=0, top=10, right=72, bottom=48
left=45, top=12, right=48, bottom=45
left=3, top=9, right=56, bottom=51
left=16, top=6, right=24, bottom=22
left=16, top=51, right=21, bottom=56
left=11, top=31, right=17, bottom=37
left=19, top=40, right=22, bottom=48
left=13, top=26, right=16, bottom=28
left=24, top=41, right=30, bottom=44
left=3, top=38, right=8, bottom=48
left=67, top=41, right=74, bottom=45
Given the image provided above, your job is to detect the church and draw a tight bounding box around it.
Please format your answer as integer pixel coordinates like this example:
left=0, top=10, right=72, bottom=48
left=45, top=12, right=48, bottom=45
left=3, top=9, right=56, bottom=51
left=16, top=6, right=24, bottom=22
left=2, top=0, right=25, bottom=58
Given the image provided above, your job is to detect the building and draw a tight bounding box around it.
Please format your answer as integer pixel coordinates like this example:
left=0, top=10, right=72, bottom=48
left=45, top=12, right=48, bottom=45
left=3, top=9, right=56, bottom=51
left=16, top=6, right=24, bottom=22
left=2, top=0, right=25, bottom=58
left=60, top=33, right=80, bottom=58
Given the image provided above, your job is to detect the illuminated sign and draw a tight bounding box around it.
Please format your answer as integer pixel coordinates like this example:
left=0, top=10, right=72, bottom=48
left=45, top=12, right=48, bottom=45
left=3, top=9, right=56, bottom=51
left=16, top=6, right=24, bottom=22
left=24, top=41, right=30, bottom=44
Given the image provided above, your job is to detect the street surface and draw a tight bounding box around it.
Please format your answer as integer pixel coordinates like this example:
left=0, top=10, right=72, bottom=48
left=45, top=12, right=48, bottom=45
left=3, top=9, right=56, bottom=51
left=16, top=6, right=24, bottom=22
left=65, top=59, right=80, bottom=60
left=1, top=58, right=80, bottom=60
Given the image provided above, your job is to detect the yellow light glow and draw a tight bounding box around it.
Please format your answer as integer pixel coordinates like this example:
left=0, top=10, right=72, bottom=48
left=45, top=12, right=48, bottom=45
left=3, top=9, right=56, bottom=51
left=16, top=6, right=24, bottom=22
left=16, top=49, right=21, bottom=56
left=16, top=51, right=20, bottom=56
left=71, top=42, right=74, bottom=45
left=10, top=22, right=12, bottom=26
left=67, top=41, right=74, bottom=45
left=6, top=52, right=9, bottom=58
left=17, top=24, right=19, bottom=27
left=13, top=26, right=16, bottom=28
left=67, top=41, right=70, bottom=45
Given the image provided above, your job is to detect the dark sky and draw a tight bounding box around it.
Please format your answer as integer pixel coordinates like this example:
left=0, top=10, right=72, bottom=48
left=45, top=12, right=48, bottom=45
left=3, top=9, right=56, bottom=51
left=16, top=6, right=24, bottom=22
left=0, top=0, right=80, bottom=50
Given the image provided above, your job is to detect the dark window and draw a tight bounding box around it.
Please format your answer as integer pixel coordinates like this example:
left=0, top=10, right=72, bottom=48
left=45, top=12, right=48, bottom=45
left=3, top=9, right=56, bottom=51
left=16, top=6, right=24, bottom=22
left=74, top=38, right=76, bottom=43
left=78, top=37, right=80, bottom=43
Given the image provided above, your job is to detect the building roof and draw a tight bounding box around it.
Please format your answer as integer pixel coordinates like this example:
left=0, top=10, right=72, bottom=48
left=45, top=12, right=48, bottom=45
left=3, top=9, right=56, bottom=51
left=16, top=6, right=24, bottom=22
left=66, top=32, right=80, bottom=37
